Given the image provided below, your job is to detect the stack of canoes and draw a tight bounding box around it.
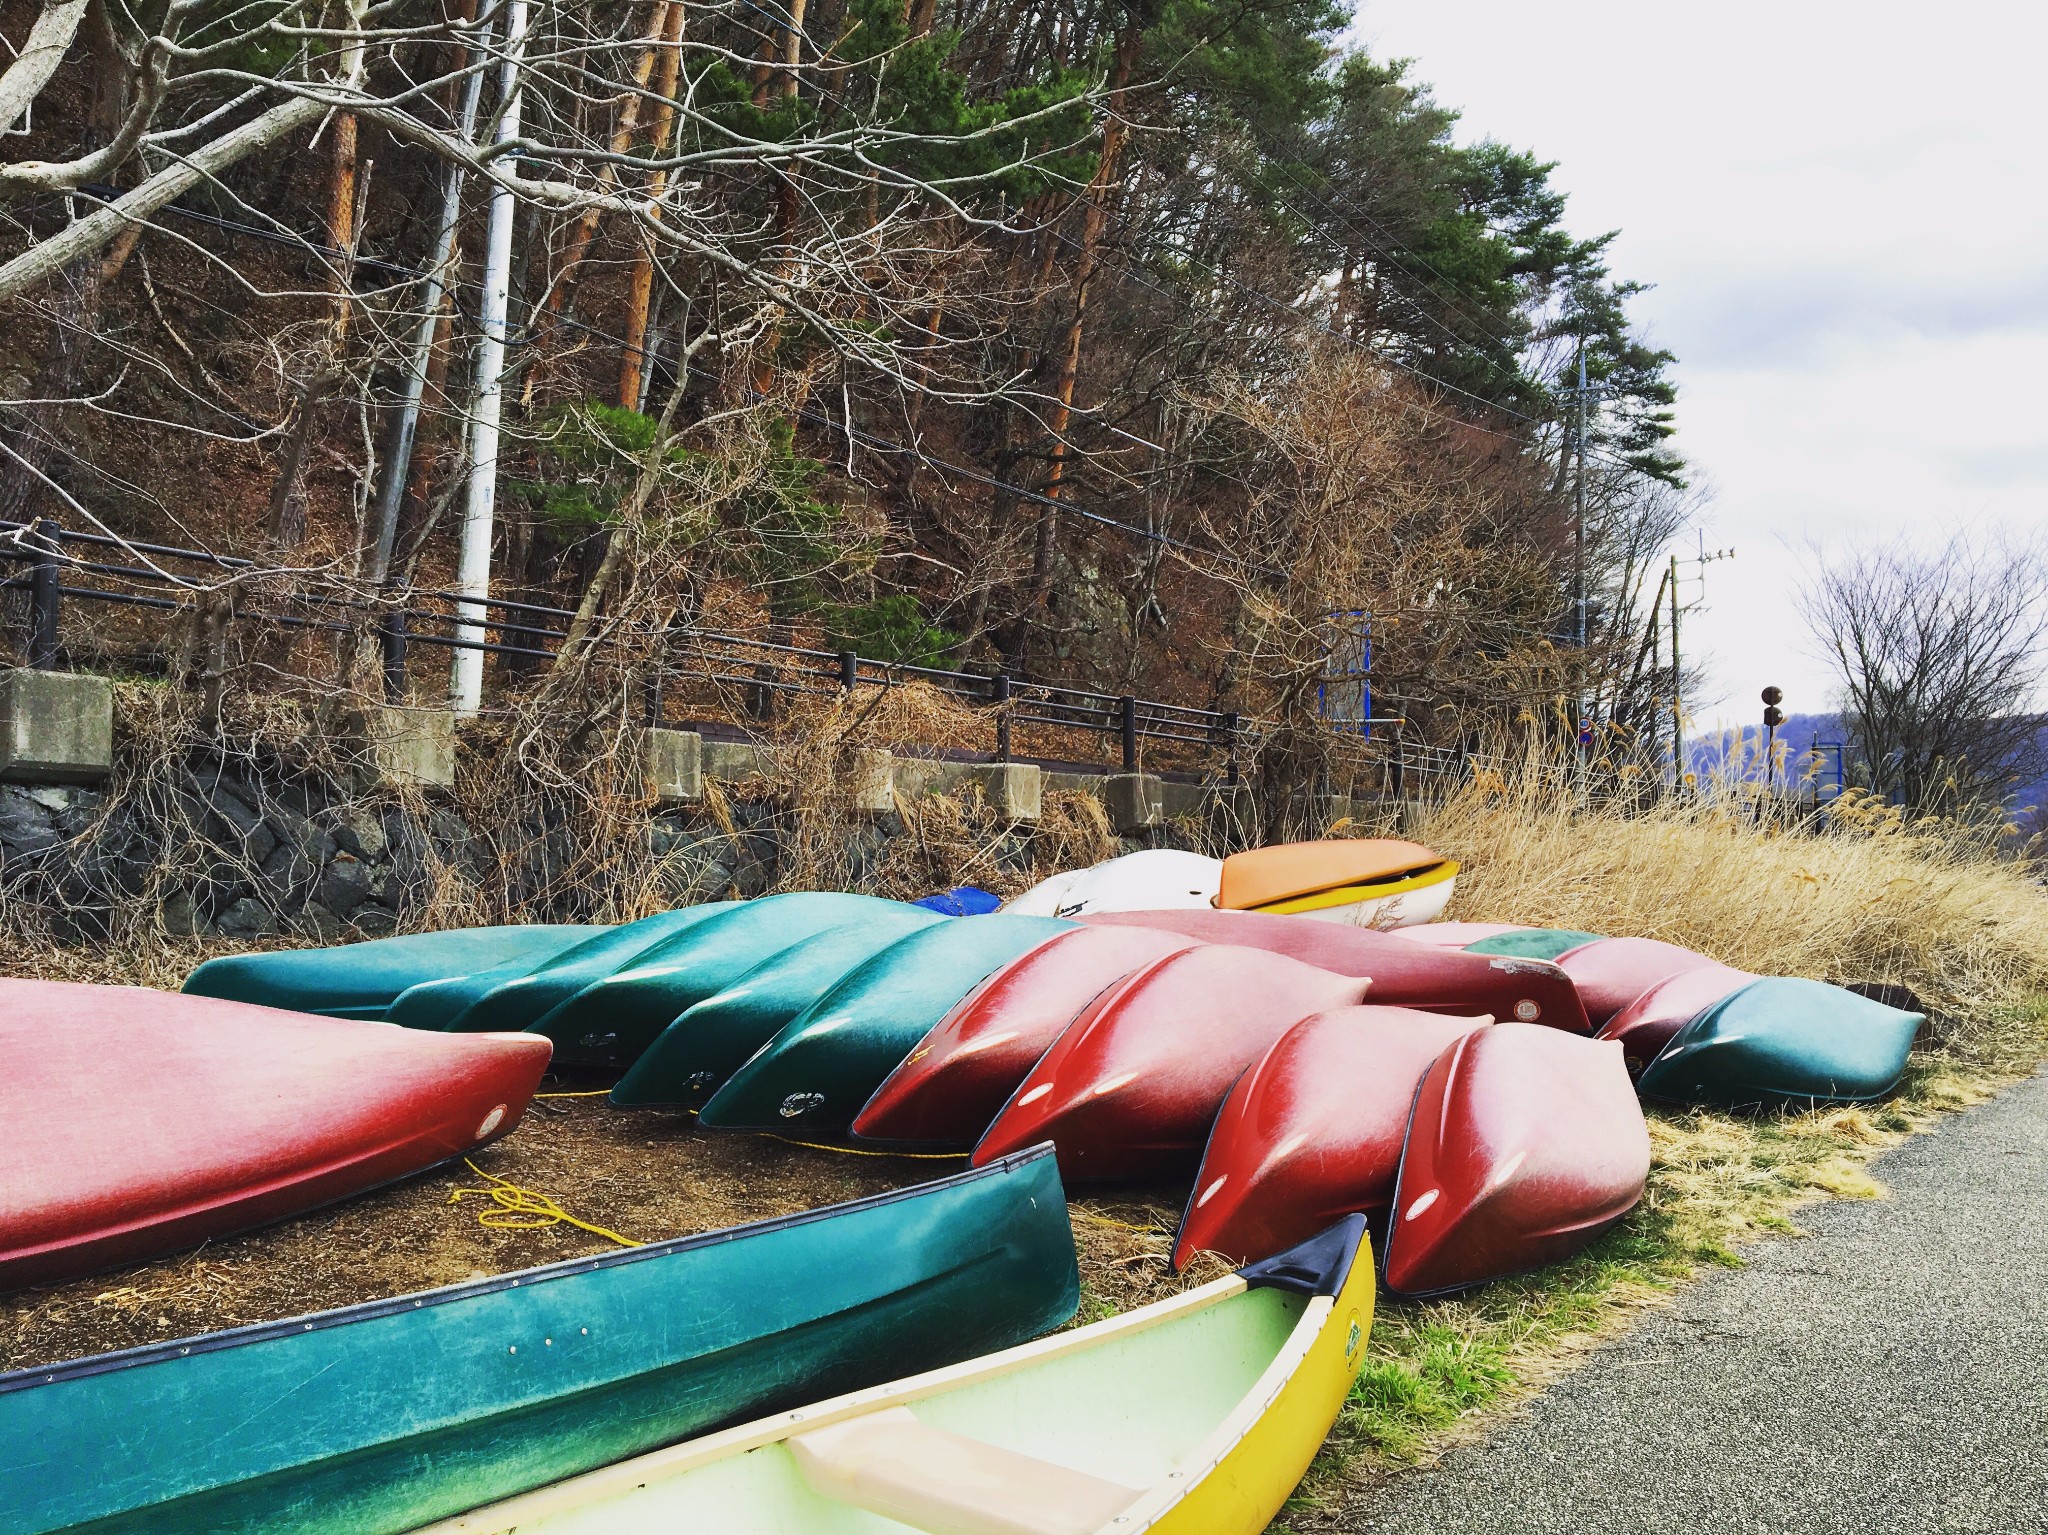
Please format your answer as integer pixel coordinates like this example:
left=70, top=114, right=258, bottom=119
left=1387, top=924, right=1926, bottom=1106
left=1002, top=839, right=1459, bottom=927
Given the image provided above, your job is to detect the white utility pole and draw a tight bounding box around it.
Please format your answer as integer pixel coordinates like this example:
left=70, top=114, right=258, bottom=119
left=451, top=0, right=531, bottom=715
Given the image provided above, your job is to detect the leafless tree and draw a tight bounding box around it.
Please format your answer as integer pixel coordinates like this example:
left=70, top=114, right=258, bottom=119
left=1799, top=531, right=2048, bottom=812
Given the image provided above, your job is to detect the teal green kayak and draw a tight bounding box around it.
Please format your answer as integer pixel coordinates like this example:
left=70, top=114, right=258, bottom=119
left=0, top=1149, right=1079, bottom=1535
left=180, top=926, right=605, bottom=1019
left=698, top=915, right=1078, bottom=1136
left=611, top=905, right=950, bottom=1108
left=1463, top=928, right=1604, bottom=960
left=1635, top=977, right=1922, bottom=1106
left=530, top=893, right=916, bottom=1067
left=386, top=905, right=740, bottom=1033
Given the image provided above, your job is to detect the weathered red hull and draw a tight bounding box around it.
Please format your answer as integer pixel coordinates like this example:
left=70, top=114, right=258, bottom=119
left=1598, top=961, right=1754, bottom=1072
left=1383, top=1023, right=1648, bottom=1296
left=1386, top=922, right=1529, bottom=950
left=0, top=981, right=552, bottom=1289
left=971, top=944, right=1368, bottom=1181
left=851, top=924, right=1198, bottom=1145
left=1081, top=909, right=1591, bottom=1033
left=1174, top=1006, right=1490, bottom=1270
left=1552, top=936, right=1720, bottom=1027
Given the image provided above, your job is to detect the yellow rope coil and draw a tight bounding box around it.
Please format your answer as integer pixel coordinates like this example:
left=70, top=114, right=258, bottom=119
left=533, top=1089, right=613, bottom=1099
left=450, top=1158, right=642, bottom=1248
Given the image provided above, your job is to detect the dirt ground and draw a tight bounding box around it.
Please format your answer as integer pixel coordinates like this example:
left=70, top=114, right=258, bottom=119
left=2, top=1077, right=1217, bottom=1375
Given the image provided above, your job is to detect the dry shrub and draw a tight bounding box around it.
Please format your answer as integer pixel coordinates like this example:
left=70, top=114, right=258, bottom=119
left=1416, top=745, right=2048, bottom=1059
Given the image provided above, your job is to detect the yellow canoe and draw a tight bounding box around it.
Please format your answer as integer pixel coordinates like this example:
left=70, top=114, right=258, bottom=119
left=1218, top=840, right=1457, bottom=927
left=411, top=1217, right=1374, bottom=1535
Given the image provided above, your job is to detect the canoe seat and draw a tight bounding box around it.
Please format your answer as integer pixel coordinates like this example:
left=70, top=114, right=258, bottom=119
left=788, top=1406, right=1143, bottom=1535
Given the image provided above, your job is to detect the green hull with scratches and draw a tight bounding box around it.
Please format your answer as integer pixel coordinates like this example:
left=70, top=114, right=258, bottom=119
left=1462, top=928, right=1603, bottom=960
left=0, top=1150, right=1079, bottom=1535
left=530, top=893, right=914, bottom=1067
left=611, top=905, right=949, bottom=1107
left=386, top=905, right=740, bottom=1033
left=180, top=926, right=604, bottom=1019
left=699, top=915, right=1077, bottom=1135
left=1636, top=977, right=1922, bottom=1106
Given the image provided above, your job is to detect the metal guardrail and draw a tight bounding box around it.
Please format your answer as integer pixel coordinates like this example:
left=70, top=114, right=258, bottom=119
left=1, top=516, right=1439, bottom=790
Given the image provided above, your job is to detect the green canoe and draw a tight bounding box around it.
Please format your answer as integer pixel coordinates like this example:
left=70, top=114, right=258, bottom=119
left=180, top=926, right=605, bottom=1019
left=386, top=905, right=740, bottom=1033
left=0, top=1150, right=1079, bottom=1535
left=698, top=915, right=1078, bottom=1136
left=1635, top=977, right=1923, bottom=1106
left=610, top=905, right=950, bottom=1107
left=1463, top=928, right=1604, bottom=960
left=529, top=893, right=916, bottom=1067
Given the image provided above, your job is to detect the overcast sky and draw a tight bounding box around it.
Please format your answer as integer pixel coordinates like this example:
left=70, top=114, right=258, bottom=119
left=1348, top=0, right=2048, bottom=726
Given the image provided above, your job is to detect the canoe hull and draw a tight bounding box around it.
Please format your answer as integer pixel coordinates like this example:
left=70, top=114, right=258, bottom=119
left=1384, top=1024, right=1649, bottom=1296
left=0, top=1150, right=1080, bottom=1535
left=1552, top=935, right=1722, bottom=1027
left=1003, top=849, right=1223, bottom=918
left=1176, top=1007, right=1490, bottom=1270
left=1254, top=866, right=1456, bottom=928
left=1635, top=977, right=1922, bottom=1106
left=852, top=924, right=1201, bottom=1145
left=1598, top=961, right=1754, bottom=1073
left=0, top=982, right=551, bottom=1289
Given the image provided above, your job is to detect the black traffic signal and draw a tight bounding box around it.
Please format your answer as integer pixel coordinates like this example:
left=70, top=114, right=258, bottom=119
left=1762, top=685, right=1784, bottom=731
left=1761, top=686, right=1782, bottom=706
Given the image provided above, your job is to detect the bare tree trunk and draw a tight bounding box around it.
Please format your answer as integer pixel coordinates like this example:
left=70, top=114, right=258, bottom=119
left=616, top=3, right=688, bottom=410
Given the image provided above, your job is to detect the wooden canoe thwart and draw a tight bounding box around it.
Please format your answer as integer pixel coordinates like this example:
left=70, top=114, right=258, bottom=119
left=697, top=916, right=1077, bottom=1136
left=385, top=905, right=740, bottom=1034
left=1215, top=839, right=1458, bottom=927
left=0, top=981, right=552, bottom=1290
left=1176, top=1007, right=1492, bottom=1271
left=527, top=893, right=912, bottom=1067
left=1082, top=908, right=1592, bottom=1034
left=413, top=1218, right=1375, bottom=1535
left=1635, top=978, right=1923, bottom=1107
left=853, top=924, right=1202, bottom=1146
left=610, top=904, right=949, bottom=1108
left=973, top=945, right=1370, bottom=1181
left=1383, top=1023, right=1650, bottom=1296
left=181, top=924, right=605, bottom=1019
left=0, top=1151, right=1081, bottom=1535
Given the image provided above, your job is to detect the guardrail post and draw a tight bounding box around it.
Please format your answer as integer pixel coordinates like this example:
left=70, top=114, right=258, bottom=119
left=992, top=673, right=1013, bottom=761
left=27, top=517, right=61, bottom=670
left=379, top=608, right=409, bottom=699
left=838, top=649, right=858, bottom=693
left=1221, top=711, right=1239, bottom=786
left=1119, top=695, right=1138, bottom=773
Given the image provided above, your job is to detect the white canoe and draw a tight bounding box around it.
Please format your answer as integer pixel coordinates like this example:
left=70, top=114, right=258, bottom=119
left=1003, top=849, right=1222, bottom=918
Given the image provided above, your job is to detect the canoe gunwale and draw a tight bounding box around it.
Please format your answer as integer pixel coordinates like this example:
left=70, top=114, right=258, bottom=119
left=1239, top=860, right=1458, bottom=916
left=0, top=1145, right=1063, bottom=1395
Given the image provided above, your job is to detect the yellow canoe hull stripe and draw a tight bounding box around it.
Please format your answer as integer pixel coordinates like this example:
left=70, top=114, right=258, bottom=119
left=1250, top=861, right=1459, bottom=916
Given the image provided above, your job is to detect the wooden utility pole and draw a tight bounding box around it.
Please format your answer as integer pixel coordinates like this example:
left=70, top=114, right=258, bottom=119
left=452, top=0, right=531, bottom=715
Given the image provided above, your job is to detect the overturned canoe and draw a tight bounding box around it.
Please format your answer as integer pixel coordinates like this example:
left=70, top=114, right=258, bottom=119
left=529, top=893, right=912, bottom=1067
left=1598, top=961, right=1754, bottom=1073
left=1384, top=1024, right=1648, bottom=1296
left=181, top=924, right=604, bottom=1019
left=415, top=1217, right=1373, bottom=1535
left=697, top=916, right=1078, bottom=1135
left=1003, top=848, right=1223, bottom=917
left=1216, top=839, right=1457, bottom=927
left=854, top=924, right=1202, bottom=1146
left=1460, top=927, right=1603, bottom=960
left=386, top=905, right=739, bottom=1033
left=1, top=981, right=551, bottom=1289
left=973, top=945, right=1369, bottom=1181
left=1635, top=977, right=1922, bottom=1106
left=1388, top=922, right=1533, bottom=951
left=0, top=1149, right=1080, bottom=1535
left=1175, top=1007, right=1491, bottom=1271
left=610, top=904, right=949, bottom=1107
left=1551, top=935, right=1724, bottom=1027
left=1083, top=908, right=1591, bottom=1033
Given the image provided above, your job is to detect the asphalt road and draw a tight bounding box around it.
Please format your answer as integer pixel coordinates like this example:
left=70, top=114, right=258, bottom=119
left=1343, top=1069, right=2048, bottom=1535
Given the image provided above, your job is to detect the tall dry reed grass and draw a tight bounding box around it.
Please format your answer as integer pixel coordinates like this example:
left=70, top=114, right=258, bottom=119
left=1413, top=746, right=2048, bottom=1058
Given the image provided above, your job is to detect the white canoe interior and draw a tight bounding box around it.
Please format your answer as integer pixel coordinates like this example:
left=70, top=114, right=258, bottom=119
left=414, top=1273, right=1323, bottom=1535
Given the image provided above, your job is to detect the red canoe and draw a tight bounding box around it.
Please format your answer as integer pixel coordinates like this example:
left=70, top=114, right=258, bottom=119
left=971, top=945, right=1369, bottom=1180
left=1174, top=1006, right=1491, bottom=1270
left=1385, top=922, right=1530, bottom=950
left=1383, top=1023, right=1649, bottom=1296
left=1598, top=961, right=1755, bottom=1072
left=1081, top=908, right=1591, bottom=1033
left=1552, top=936, right=1721, bottom=1027
left=0, top=981, right=552, bottom=1289
left=852, top=924, right=1199, bottom=1145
